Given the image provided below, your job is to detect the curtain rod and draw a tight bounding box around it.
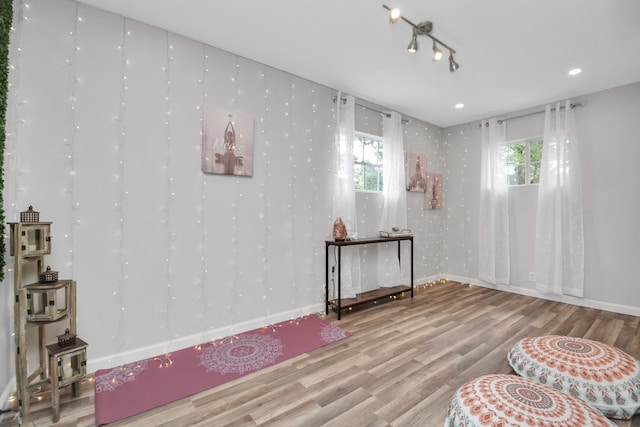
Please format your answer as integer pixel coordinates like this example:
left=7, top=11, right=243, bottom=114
left=481, top=102, right=584, bottom=127
left=333, top=96, right=410, bottom=124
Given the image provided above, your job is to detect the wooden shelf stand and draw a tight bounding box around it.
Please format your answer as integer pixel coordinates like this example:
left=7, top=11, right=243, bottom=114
left=9, top=220, right=83, bottom=422
left=325, top=235, right=414, bottom=319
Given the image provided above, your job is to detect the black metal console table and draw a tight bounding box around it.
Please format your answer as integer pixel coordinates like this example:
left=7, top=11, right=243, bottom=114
left=325, top=235, right=414, bottom=319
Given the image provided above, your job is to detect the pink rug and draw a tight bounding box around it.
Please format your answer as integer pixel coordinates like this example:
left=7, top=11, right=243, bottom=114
left=94, top=315, right=350, bottom=425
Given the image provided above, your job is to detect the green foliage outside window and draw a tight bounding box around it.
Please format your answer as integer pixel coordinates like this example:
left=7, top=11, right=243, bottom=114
left=354, top=133, right=383, bottom=191
left=0, top=1, right=12, bottom=281
left=506, top=138, right=543, bottom=186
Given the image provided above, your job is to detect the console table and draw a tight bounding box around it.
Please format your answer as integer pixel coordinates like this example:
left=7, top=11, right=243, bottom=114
left=325, top=235, right=413, bottom=319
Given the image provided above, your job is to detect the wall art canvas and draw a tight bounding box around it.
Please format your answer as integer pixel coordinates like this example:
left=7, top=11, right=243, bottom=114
left=405, top=152, right=428, bottom=192
left=202, top=107, right=254, bottom=176
left=425, top=172, right=443, bottom=210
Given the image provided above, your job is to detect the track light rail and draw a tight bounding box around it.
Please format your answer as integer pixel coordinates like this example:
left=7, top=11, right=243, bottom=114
left=382, top=4, right=459, bottom=71
left=382, top=5, right=456, bottom=54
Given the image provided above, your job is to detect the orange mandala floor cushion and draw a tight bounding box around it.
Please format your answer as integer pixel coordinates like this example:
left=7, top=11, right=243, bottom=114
left=508, top=335, right=640, bottom=419
left=445, top=374, right=615, bottom=426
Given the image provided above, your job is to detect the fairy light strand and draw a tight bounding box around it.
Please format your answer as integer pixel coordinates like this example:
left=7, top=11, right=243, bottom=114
left=308, top=84, right=320, bottom=306
left=230, top=56, right=241, bottom=332
left=196, top=43, right=209, bottom=341
left=64, top=0, right=80, bottom=278
left=461, top=125, right=472, bottom=277
left=260, top=65, right=272, bottom=323
left=161, top=30, right=176, bottom=346
left=111, top=16, right=130, bottom=362
left=287, top=78, right=299, bottom=313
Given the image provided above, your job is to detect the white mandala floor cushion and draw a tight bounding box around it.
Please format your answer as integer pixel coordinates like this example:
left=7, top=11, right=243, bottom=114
left=444, top=374, right=615, bottom=427
left=508, top=335, right=640, bottom=419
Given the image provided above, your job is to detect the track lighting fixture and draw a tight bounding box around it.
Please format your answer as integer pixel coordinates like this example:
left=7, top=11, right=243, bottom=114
left=432, top=40, right=443, bottom=62
left=449, top=52, right=459, bottom=72
left=389, top=7, right=401, bottom=23
left=407, top=29, right=418, bottom=53
left=382, top=4, right=460, bottom=72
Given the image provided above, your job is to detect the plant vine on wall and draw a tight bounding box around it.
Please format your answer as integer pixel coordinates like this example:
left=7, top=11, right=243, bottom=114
left=0, top=0, right=12, bottom=280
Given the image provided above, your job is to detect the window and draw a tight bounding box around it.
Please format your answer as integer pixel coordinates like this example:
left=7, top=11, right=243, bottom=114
left=353, top=132, right=383, bottom=191
left=506, top=137, right=543, bottom=185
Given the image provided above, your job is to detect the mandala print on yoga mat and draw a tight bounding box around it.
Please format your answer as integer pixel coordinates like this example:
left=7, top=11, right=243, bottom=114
left=320, top=323, right=350, bottom=343
left=95, top=359, right=149, bottom=392
left=199, top=333, right=284, bottom=375
left=94, top=315, right=351, bottom=426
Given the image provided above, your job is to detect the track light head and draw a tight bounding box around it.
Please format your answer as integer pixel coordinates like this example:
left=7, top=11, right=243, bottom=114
left=449, top=52, right=460, bottom=72
left=432, top=41, right=443, bottom=62
left=382, top=4, right=459, bottom=72
left=407, top=29, right=418, bottom=53
left=389, top=8, right=401, bottom=23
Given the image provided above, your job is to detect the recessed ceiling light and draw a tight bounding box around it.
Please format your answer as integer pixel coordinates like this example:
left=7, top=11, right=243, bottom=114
left=568, top=68, right=582, bottom=76
left=455, top=103, right=465, bottom=109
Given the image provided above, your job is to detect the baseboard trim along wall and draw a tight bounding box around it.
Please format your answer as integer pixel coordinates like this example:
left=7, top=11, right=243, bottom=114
left=444, top=274, right=640, bottom=318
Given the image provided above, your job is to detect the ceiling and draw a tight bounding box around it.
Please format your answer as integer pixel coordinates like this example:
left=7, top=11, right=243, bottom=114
left=76, top=0, right=640, bottom=128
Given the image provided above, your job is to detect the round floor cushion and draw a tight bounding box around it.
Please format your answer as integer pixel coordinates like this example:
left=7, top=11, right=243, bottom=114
left=444, top=374, right=615, bottom=426
left=508, top=335, right=640, bottom=419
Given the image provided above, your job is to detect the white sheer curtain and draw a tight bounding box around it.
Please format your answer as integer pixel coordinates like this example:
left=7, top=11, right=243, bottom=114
left=535, top=101, right=584, bottom=297
left=479, top=118, right=510, bottom=284
left=378, top=111, right=409, bottom=287
left=332, top=93, right=361, bottom=298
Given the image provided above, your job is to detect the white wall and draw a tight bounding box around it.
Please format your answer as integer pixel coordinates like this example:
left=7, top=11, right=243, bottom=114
left=1, top=0, right=340, bottom=388
left=0, top=0, right=448, bottom=401
left=444, top=81, right=640, bottom=315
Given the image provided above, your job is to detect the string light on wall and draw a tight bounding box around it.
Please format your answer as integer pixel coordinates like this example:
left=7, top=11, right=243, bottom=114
left=64, top=1, right=80, bottom=277
left=196, top=44, right=210, bottom=339
left=161, top=31, right=176, bottom=343
left=286, top=78, right=299, bottom=313
left=223, top=55, right=242, bottom=339
left=111, top=16, right=131, bottom=361
left=382, top=4, right=460, bottom=72
left=258, top=64, right=272, bottom=322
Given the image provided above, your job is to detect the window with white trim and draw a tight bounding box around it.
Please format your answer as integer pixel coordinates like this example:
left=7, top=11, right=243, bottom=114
left=506, top=137, right=543, bottom=186
left=353, top=132, right=383, bottom=191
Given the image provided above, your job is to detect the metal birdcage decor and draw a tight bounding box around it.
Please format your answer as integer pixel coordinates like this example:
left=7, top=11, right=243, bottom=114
left=20, top=205, right=40, bottom=222
left=39, top=266, right=59, bottom=283
left=57, top=328, right=77, bottom=348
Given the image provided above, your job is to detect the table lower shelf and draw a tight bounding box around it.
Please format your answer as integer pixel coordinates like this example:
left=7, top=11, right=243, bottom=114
left=329, top=285, right=412, bottom=313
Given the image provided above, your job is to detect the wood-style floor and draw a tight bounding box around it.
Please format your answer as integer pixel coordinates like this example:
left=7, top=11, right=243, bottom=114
left=3, top=281, right=640, bottom=426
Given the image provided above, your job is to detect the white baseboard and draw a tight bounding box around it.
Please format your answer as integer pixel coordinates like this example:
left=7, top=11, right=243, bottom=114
left=87, top=302, right=325, bottom=373
left=86, top=277, right=446, bottom=374
left=0, top=377, right=17, bottom=423
left=414, top=274, right=442, bottom=285
left=442, top=274, right=640, bottom=317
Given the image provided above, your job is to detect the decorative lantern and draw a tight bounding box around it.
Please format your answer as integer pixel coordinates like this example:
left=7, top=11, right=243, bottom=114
left=20, top=205, right=40, bottom=222
left=46, top=337, right=88, bottom=422
left=57, top=328, right=77, bottom=347
left=39, top=266, right=59, bottom=283
left=24, top=280, right=72, bottom=322
left=9, top=221, right=52, bottom=257
left=48, top=337, right=88, bottom=383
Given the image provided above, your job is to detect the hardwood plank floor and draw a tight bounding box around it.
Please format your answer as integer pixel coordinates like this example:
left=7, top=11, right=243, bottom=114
left=2, top=281, right=640, bottom=426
